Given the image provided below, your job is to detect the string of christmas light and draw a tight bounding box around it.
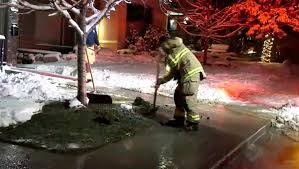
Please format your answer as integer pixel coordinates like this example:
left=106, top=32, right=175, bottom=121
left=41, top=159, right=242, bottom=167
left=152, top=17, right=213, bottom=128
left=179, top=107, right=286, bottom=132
left=261, top=35, right=274, bottom=63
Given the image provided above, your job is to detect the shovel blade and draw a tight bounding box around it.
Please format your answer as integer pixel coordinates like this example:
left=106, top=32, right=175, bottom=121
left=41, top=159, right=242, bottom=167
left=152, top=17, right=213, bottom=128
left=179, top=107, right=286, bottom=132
left=87, top=93, right=112, bottom=104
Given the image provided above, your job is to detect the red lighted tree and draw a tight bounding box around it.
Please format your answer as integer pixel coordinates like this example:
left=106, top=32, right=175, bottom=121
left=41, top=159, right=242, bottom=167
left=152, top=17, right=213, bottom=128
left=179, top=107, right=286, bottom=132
left=237, top=0, right=299, bottom=39
left=236, top=0, right=299, bottom=62
left=160, top=0, right=245, bottom=64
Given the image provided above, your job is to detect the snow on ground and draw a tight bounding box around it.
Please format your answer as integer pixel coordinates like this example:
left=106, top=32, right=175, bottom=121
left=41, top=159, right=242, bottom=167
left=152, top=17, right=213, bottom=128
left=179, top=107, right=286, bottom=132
left=32, top=64, right=233, bottom=104
left=34, top=65, right=76, bottom=76
left=2, top=51, right=299, bottom=129
left=0, top=97, right=43, bottom=127
left=0, top=70, right=75, bottom=101
left=30, top=56, right=299, bottom=109
left=273, top=105, right=299, bottom=131
left=0, top=69, right=76, bottom=127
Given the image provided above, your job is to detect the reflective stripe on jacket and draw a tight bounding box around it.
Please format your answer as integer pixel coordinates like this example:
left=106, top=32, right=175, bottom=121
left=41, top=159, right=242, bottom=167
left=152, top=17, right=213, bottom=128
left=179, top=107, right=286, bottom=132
left=159, top=37, right=206, bottom=84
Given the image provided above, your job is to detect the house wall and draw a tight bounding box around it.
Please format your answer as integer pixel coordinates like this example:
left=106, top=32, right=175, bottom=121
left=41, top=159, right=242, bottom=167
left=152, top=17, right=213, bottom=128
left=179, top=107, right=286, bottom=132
left=98, top=4, right=127, bottom=50
left=17, top=0, right=168, bottom=51
left=149, top=0, right=168, bottom=29
left=98, top=0, right=167, bottom=50
left=19, top=11, right=74, bottom=52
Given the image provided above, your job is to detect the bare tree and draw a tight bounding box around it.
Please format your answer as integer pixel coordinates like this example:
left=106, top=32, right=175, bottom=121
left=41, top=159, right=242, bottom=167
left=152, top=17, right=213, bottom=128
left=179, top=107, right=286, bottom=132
left=0, top=0, right=130, bottom=105
left=159, top=0, right=245, bottom=64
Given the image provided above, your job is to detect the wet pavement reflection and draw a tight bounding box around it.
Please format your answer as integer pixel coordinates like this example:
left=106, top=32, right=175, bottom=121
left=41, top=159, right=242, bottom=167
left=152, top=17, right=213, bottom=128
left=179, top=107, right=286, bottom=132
left=82, top=126, right=242, bottom=169
left=226, top=129, right=299, bottom=169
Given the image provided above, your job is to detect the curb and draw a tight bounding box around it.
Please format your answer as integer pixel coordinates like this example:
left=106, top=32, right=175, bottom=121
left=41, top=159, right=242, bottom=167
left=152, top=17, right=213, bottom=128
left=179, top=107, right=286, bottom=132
left=210, top=121, right=272, bottom=169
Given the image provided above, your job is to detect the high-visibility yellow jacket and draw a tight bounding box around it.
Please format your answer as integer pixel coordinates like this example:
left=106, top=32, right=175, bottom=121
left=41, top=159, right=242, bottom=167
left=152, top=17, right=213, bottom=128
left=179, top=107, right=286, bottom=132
left=158, top=37, right=206, bottom=84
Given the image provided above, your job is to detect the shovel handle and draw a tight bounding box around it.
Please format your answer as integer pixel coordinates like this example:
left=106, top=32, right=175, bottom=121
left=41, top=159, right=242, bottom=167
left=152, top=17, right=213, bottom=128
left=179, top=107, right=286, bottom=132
left=153, top=56, right=160, bottom=109
left=85, top=47, right=96, bottom=92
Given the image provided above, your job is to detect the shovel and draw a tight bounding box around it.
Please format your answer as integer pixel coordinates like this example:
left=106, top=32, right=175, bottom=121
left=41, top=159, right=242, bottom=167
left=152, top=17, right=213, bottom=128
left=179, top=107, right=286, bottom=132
left=150, top=55, right=160, bottom=114
left=85, top=47, right=112, bottom=104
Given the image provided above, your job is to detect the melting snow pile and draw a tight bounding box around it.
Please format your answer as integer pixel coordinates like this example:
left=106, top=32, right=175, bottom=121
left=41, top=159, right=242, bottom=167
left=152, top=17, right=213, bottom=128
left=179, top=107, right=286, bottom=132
left=93, top=69, right=158, bottom=93
left=273, top=105, right=299, bottom=131
left=91, top=69, right=232, bottom=104
left=15, top=62, right=299, bottom=109
left=35, top=65, right=76, bottom=76
left=68, top=97, right=85, bottom=109
left=0, top=71, right=74, bottom=101
left=197, top=83, right=232, bottom=104
left=0, top=71, right=75, bottom=127
left=0, top=98, right=42, bottom=127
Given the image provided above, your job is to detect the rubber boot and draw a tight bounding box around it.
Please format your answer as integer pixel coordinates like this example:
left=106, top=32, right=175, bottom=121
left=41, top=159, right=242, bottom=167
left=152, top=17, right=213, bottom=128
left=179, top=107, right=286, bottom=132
left=163, top=117, right=185, bottom=128
left=185, top=121, right=199, bottom=131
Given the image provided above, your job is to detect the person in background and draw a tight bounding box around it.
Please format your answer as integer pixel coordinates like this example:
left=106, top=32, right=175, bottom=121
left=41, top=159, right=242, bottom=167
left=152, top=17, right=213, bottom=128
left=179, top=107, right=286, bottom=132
left=155, top=36, right=206, bottom=131
left=85, top=27, right=100, bottom=83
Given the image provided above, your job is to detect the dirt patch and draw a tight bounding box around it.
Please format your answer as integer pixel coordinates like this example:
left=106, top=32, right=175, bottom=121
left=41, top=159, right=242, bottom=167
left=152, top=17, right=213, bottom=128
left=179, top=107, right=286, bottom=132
left=0, top=101, right=154, bottom=153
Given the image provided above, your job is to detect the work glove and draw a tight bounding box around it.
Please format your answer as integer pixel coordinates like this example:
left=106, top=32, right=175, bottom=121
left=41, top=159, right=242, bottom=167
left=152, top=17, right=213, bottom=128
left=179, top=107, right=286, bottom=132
left=155, top=78, right=163, bottom=89
left=152, top=79, right=161, bottom=89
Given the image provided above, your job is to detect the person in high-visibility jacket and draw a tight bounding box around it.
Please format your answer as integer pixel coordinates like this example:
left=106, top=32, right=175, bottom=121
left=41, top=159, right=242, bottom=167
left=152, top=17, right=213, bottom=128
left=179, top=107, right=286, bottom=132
left=155, top=36, right=206, bottom=131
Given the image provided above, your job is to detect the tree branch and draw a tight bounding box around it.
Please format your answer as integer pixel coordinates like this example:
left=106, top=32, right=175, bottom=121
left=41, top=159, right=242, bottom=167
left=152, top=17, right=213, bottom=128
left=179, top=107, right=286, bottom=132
left=86, top=0, right=123, bottom=34
left=54, top=1, right=84, bottom=36
left=61, top=0, right=80, bottom=15
left=86, top=0, right=100, bottom=23
left=1, top=0, right=82, bottom=13
left=211, top=27, right=244, bottom=38
left=88, top=0, right=98, bottom=13
left=17, top=0, right=53, bottom=10
left=19, top=9, right=35, bottom=15
left=177, top=22, right=207, bottom=37
left=0, top=2, right=28, bottom=9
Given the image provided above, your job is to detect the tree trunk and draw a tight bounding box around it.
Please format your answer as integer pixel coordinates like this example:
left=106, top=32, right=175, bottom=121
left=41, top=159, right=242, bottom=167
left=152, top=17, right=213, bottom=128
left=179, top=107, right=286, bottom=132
left=77, top=4, right=88, bottom=105
left=203, top=38, right=208, bottom=65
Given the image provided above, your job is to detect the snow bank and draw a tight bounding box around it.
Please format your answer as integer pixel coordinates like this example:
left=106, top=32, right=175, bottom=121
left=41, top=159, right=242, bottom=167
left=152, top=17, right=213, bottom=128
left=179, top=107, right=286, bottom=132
left=273, top=105, right=299, bottom=131
left=23, top=62, right=299, bottom=109
left=0, top=98, right=43, bottom=127
left=35, top=65, right=76, bottom=76
left=0, top=71, right=76, bottom=127
left=197, top=84, right=232, bottom=104
left=91, top=69, right=232, bottom=104
left=92, top=69, right=157, bottom=93
left=0, top=71, right=74, bottom=101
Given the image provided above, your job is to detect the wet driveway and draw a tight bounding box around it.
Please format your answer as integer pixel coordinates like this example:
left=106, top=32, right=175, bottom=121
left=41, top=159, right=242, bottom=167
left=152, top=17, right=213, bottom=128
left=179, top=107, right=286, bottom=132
left=0, top=92, right=270, bottom=169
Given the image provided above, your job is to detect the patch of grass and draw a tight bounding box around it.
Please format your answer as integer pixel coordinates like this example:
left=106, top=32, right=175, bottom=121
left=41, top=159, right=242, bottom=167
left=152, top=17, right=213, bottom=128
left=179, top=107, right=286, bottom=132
left=0, top=101, right=153, bottom=153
